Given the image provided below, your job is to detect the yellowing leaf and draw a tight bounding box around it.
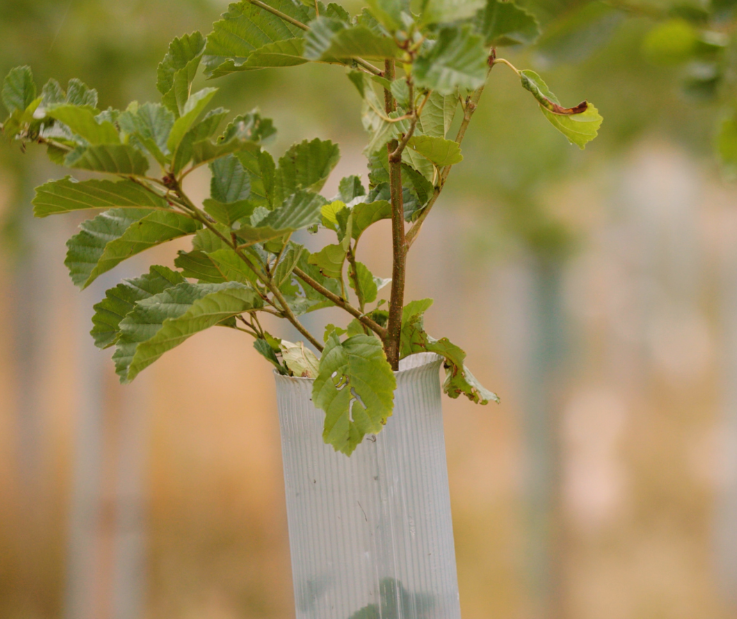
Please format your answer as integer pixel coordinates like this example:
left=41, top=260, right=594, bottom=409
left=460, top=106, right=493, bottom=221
left=520, top=70, right=602, bottom=149
left=280, top=340, right=320, bottom=377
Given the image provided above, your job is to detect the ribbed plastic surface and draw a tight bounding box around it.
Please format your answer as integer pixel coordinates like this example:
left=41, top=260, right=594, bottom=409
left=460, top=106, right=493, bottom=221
left=274, top=352, right=461, bottom=619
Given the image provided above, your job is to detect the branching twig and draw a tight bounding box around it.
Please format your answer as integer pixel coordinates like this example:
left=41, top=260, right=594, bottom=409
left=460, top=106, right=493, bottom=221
left=173, top=187, right=324, bottom=352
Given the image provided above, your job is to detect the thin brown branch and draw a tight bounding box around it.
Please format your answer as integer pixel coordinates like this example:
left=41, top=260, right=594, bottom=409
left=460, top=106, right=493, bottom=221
left=293, top=267, right=387, bottom=338
left=383, top=58, right=405, bottom=371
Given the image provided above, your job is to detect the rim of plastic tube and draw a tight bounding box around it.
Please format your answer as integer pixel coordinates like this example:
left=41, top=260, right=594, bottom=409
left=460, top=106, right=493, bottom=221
left=273, top=352, right=442, bottom=382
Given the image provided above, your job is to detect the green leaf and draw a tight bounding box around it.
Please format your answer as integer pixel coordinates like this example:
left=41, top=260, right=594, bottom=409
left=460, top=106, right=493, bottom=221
left=115, top=281, right=262, bottom=382
left=175, top=248, right=259, bottom=284
left=346, top=318, right=367, bottom=337
left=236, top=148, right=275, bottom=207
left=40, top=79, right=65, bottom=107
left=308, top=243, right=346, bottom=278
left=519, top=70, right=602, bottom=149
left=422, top=0, right=485, bottom=26
left=390, top=78, right=410, bottom=108
left=338, top=175, right=366, bottom=202
left=313, top=334, right=396, bottom=455
left=203, top=199, right=255, bottom=227
left=401, top=148, right=434, bottom=184
left=64, top=78, right=98, bottom=108
left=413, top=26, right=488, bottom=96
left=33, top=177, right=169, bottom=218
left=167, top=108, right=232, bottom=173
left=192, top=226, right=231, bottom=253
left=273, top=242, right=305, bottom=287
left=348, top=71, right=396, bottom=151
left=175, top=250, right=229, bottom=282
left=274, top=138, right=340, bottom=204
left=348, top=260, right=381, bottom=304
left=399, top=300, right=498, bottom=404
left=402, top=298, right=434, bottom=323
left=293, top=249, right=342, bottom=311
left=323, top=324, right=347, bottom=342
left=2, top=66, right=36, bottom=114
left=365, top=180, right=423, bottom=222
left=351, top=199, right=392, bottom=239
left=280, top=339, right=320, bottom=377
left=401, top=162, right=434, bottom=207
left=369, top=148, right=434, bottom=204
left=355, top=8, right=389, bottom=36
left=540, top=103, right=603, bottom=150
left=167, top=88, right=219, bottom=153
left=118, top=102, right=174, bottom=164
left=221, top=38, right=308, bottom=73
left=210, top=154, right=251, bottom=203
left=254, top=338, right=289, bottom=374
left=399, top=297, right=434, bottom=353
left=304, top=17, right=401, bottom=61
left=64, top=144, right=150, bottom=175
left=365, top=0, right=408, bottom=31
left=220, top=110, right=277, bottom=144
left=325, top=2, right=352, bottom=21
left=157, top=31, right=206, bottom=95
left=47, top=105, right=120, bottom=144
left=236, top=190, right=325, bottom=245
left=91, top=266, right=185, bottom=349
left=321, top=199, right=346, bottom=230
left=418, top=91, right=457, bottom=138
left=475, top=0, right=539, bottom=46
left=65, top=208, right=200, bottom=288
left=186, top=133, right=260, bottom=171
left=203, top=0, right=312, bottom=76
left=406, top=135, right=462, bottom=166
left=157, top=31, right=206, bottom=115
left=189, top=107, right=231, bottom=142
left=171, top=109, right=263, bottom=176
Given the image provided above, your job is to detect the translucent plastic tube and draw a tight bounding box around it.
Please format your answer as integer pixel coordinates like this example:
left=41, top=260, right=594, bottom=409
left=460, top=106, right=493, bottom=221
left=274, top=353, right=461, bottom=619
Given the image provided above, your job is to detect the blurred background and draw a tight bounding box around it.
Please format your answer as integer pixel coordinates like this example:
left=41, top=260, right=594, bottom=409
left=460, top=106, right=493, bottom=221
left=2, top=0, right=737, bottom=617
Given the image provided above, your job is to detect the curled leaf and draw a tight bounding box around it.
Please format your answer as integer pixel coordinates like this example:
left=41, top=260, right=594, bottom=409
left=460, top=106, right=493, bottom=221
left=280, top=340, right=320, bottom=378
left=519, top=70, right=602, bottom=149
left=520, top=70, right=587, bottom=115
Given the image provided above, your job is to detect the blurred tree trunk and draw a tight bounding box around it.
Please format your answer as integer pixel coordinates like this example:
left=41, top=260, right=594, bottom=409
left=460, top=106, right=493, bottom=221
left=64, top=270, right=150, bottom=619
left=717, top=246, right=737, bottom=615
left=10, top=185, right=60, bottom=616
left=522, top=257, right=567, bottom=619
